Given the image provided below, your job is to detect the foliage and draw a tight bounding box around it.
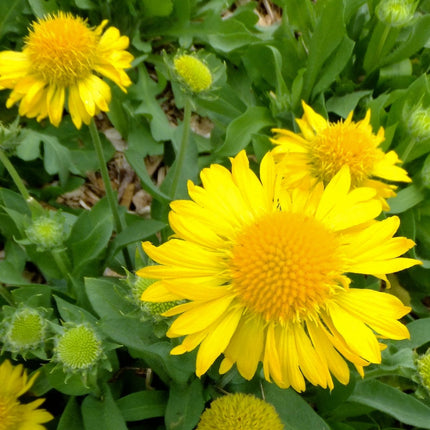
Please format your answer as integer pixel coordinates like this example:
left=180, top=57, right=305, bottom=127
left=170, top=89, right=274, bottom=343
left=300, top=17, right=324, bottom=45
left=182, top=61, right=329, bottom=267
left=1, top=0, right=430, bottom=429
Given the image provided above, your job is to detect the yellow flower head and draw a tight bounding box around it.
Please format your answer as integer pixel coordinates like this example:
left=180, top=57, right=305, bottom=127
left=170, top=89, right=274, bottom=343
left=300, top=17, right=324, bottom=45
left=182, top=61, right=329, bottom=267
left=173, top=54, right=212, bottom=93
left=0, top=12, right=134, bottom=129
left=196, top=393, right=284, bottom=430
left=271, top=101, right=411, bottom=209
left=137, top=150, right=420, bottom=392
left=0, top=359, right=53, bottom=430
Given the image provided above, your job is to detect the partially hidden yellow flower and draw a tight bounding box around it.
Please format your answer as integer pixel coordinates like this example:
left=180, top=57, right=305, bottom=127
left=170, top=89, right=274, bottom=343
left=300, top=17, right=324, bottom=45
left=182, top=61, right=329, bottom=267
left=0, top=12, right=134, bottom=129
left=138, top=150, right=421, bottom=392
left=0, top=359, right=53, bottom=430
left=196, top=393, right=284, bottom=430
left=271, top=101, right=411, bottom=209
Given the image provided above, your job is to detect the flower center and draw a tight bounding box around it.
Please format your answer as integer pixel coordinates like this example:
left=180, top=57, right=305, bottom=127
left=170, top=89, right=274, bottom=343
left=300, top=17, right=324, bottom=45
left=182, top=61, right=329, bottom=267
left=0, top=397, right=21, bottom=430
left=25, top=13, right=99, bottom=86
left=56, top=325, right=101, bottom=370
left=308, top=121, right=381, bottom=187
left=230, top=212, right=343, bottom=322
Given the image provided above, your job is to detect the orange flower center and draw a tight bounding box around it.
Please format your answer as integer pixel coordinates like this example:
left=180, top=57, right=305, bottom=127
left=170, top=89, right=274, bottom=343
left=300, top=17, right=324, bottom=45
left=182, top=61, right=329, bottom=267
left=25, top=12, right=99, bottom=86
left=230, top=212, right=344, bottom=322
left=308, top=120, right=382, bottom=187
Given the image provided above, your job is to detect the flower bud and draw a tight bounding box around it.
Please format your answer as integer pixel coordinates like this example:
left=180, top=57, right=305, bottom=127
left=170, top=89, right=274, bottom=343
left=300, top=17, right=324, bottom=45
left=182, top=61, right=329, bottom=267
left=54, top=324, right=102, bottom=372
left=407, top=106, right=430, bottom=141
left=376, top=0, right=417, bottom=27
left=25, top=212, right=66, bottom=251
left=174, top=54, right=213, bottom=93
left=417, top=350, right=430, bottom=393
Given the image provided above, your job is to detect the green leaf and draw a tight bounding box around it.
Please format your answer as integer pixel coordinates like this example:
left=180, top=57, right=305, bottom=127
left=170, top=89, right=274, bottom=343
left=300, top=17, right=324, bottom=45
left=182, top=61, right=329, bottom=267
left=0, top=0, right=25, bottom=38
left=326, top=91, right=373, bottom=118
left=397, top=318, right=430, bottom=349
left=67, top=198, right=114, bottom=274
left=117, top=390, right=168, bottom=421
left=262, top=381, right=331, bottom=430
left=382, top=15, right=430, bottom=68
left=54, top=295, right=98, bottom=324
left=387, top=185, right=425, bottom=214
left=85, top=278, right=136, bottom=319
left=27, top=0, right=58, bottom=17
left=58, top=397, right=84, bottom=430
left=311, top=35, right=355, bottom=99
left=165, top=379, right=205, bottom=430
left=216, top=106, right=274, bottom=156
left=82, top=385, right=128, bottom=430
left=302, top=0, right=345, bottom=101
left=349, top=379, right=430, bottom=429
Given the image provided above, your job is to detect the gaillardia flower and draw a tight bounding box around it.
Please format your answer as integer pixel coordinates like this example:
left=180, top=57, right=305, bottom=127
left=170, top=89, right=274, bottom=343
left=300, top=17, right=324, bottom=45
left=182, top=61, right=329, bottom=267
left=271, top=101, right=411, bottom=209
left=0, top=12, right=133, bottom=129
left=0, top=359, right=53, bottom=429
left=138, top=151, right=420, bottom=392
left=196, top=393, right=284, bottom=430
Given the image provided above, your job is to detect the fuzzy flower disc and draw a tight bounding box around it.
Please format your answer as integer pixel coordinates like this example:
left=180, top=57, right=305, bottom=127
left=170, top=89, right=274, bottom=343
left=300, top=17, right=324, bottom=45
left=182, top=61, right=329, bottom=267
left=174, top=54, right=212, bottom=93
left=0, top=360, right=52, bottom=430
left=0, top=12, right=134, bottom=129
left=138, top=150, right=420, bottom=392
left=7, top=309, right=45, bottom=349
left=196, top=393, right=284, bottom=430
left=271, top=101, right=411, bottom=209
left=56, top=325, right=102, bottom=371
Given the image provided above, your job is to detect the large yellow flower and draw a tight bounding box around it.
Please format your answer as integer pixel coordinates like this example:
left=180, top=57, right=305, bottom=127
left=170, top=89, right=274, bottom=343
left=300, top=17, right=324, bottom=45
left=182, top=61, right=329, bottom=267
left=138, top=151, right=420, bottom=392
left=0, top=359, right=53, bottom=430
left=0, top=12, right=133, bottom=129
left=271, top=101, right=411, bottom=209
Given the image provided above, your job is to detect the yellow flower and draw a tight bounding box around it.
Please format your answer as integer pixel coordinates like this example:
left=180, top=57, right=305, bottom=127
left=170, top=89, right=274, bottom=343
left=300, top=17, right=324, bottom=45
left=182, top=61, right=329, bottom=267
left=0, top=12, right=134, bottom=129
left=271, top=101, right=411, bottom=209
left=0, top=359, right=53, bottom=430
left=138, top=150, right=420, bottom=392
left=196, top=393, right=284, bottom=430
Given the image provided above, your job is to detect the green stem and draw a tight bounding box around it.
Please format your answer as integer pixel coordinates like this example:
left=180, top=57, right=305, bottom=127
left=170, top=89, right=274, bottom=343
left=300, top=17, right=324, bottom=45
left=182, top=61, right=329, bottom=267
left=52, top=249, right=70, bottom=279
left=375, top=25, right=391, bottom=65
left=401, top=137, right=417, bottom=163
left=0, top=149, right=43, bottom=215
left=169, top=97, right=192, bottom=199
left=88, top=119, right=132, bottom=269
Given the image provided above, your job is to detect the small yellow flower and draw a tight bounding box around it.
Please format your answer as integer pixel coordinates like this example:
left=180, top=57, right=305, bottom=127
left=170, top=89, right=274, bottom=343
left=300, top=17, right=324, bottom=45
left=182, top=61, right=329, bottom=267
left=0, top=12, right=134, bottom=129
left=173, top=54, right=212, bottom=93
left=0, top=359, right=53, bottom=430
left=196, top=393, right=284, bottom=430
left=138, top=150, right=420, bottom=392
left=271, top=101, right=411, bottom=209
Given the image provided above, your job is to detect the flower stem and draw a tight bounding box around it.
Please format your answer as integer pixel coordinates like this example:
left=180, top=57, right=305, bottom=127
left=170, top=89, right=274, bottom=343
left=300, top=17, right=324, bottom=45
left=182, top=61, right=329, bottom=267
left=88, top=119, right=132, bottom=269
left=169, top=96, right=192, bottom=199
left=0, top=149, right=43, bottom=215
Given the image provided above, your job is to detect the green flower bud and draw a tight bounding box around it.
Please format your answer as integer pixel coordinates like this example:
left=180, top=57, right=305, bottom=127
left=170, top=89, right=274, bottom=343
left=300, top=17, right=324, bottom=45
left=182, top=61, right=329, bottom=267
left=376, top=0, right=417, bottom=27
left=0, top=307, right=47, bottom=357
left=25, top=212, right=66, bottom=251
left=417, top=351, right=430, bottom=393
left=407, top=106, right=430, bottom=141
left=174, top=54, right=213, bottom=93
left=54, top=324, right=102, bottom=372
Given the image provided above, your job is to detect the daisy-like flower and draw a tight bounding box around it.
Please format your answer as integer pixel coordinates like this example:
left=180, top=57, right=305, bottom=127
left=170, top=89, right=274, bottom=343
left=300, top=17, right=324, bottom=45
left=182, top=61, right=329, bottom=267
left=0, top=359, right=53, bottom=430
left=138, top=150, right=420, bottom=392
left=271, top=101, right=411, bottom=209
left=0, top=12, right=133, bottom=129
